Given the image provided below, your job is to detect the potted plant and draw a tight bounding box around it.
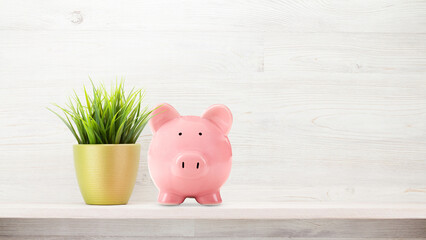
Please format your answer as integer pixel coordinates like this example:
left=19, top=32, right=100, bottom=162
left=48, top=80, right=153, bottom=205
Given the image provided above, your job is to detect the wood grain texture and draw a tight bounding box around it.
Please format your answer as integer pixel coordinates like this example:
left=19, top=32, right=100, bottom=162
left=0, top=0, right=425, bottom=238
left=2, top=238, right=425, bottom=240
left=0, top=219, right=425, bottom=238
left=0, top=0, right=426, bottom=33
left=1, top=202, right=426, bottom=219
left=265, top=33, right=426, bottom=73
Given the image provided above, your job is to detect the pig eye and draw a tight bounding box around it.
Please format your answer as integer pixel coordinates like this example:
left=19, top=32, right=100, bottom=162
left=199, top=132, right=202, bottom=136
left=178, top=132, right=182, bottom=136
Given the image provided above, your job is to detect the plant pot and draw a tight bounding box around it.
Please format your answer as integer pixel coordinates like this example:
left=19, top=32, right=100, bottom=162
left=73, top=144, right=141, bottom=205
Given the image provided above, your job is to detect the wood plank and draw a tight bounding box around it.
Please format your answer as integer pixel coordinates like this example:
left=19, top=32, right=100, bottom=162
left=195, top=219, right=426, bottom=238
left=2, top=238, right=425, bottom=240
left=0, top=0, right=426, bottom=33
left=0, top=218, right=425, bottom=238
left=1, top=202, right=426, bottom=219
left=265, top=33, right=426, bottom=73
left=1, top=32, right=425, bottom=85
left=0, top=219, right=194, bottom=237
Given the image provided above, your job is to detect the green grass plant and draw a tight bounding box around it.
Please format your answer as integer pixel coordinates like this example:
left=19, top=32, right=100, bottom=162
left=48, top=79, right=153, bottom=144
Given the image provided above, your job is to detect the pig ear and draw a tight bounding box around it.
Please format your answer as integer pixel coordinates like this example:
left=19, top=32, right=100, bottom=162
left=202, top=104, right=233, bottom=135
left=149, top=103, right=180, bottom=133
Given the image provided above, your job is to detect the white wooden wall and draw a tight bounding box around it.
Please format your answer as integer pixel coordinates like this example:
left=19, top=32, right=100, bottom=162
left=0, top=0, right=425, bottom=206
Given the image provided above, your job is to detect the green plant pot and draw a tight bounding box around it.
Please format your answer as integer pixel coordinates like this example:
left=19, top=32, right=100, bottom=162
left=73, top=144, right=141, bottom=205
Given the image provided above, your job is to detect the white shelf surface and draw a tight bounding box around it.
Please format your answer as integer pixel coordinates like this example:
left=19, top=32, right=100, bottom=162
left=1, top=201, right=426, bottom=219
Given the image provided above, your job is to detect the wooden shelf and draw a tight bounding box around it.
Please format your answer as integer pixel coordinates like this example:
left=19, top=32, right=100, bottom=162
left=2, top=201, right=426, bottom=238
left=2, top=201, right=426, bottom=219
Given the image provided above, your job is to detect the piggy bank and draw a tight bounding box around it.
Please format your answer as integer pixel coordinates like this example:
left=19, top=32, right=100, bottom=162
left=148, top=103, right=233, bottom=205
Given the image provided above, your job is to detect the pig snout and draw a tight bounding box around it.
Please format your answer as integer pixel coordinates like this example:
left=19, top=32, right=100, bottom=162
left=172, top=152, right=207, bottom=178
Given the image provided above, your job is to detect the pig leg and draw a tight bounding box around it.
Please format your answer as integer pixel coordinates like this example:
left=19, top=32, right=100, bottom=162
left=195, top=191, right=222, bottom=205
left=158, top=192, right=185, bottom=205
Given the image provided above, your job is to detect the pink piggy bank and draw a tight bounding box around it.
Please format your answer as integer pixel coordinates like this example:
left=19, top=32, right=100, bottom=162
left=148, top=103, right=233, bottom=205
